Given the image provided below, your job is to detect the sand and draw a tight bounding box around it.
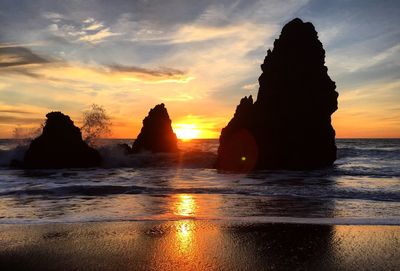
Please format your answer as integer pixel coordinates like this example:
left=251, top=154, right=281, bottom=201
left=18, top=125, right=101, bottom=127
left=0, top=221, right=399, bottom=270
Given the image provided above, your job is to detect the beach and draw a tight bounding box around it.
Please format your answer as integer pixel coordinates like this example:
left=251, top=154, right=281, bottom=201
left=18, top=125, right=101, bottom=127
left=1, top=139, right=399, bottom=270
left=1, top=221, right=399, bottom=270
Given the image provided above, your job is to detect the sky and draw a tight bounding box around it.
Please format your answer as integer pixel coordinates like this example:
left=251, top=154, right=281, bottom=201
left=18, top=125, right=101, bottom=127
left=0, top=0, right=399, bottom=138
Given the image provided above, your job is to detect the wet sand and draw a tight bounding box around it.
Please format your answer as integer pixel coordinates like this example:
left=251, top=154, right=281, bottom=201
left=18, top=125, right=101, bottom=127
left=0, top=221, right=399, bottom=270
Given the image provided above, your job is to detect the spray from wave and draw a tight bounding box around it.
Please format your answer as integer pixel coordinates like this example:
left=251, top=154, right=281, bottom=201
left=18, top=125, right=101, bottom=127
left=0, top=139, right=219, bottom=168
left=98, top=144, right=217, bottom=168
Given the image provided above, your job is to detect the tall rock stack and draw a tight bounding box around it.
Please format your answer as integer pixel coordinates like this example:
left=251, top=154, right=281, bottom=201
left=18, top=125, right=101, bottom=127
left=132, top=103, right=179, bottom=153
left=217, top=18, right=338, bottom=171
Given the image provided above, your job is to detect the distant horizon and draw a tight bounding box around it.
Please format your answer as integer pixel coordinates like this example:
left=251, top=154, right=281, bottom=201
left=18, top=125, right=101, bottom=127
left=2, top=136, right=400, bottom=140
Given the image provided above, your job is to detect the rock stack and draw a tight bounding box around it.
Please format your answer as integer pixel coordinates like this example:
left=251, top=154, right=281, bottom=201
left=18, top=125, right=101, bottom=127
left=24, top=112, right=101, bottom=168
left=217, top=18, right=338, bottom=171
left=132, top=103, right=178, bottom=153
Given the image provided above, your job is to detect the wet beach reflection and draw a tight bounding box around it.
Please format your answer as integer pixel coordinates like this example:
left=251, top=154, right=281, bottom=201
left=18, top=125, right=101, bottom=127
left=1, top=221, right=399, bottom=270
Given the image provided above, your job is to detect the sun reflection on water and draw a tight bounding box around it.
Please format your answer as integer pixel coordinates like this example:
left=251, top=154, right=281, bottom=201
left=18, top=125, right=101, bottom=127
left=174, top=194, right=197, bottom=217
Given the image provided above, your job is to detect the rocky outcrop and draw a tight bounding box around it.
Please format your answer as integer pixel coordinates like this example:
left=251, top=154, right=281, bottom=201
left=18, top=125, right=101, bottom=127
left=217, top=18, right=338, bottom=171
left=132, top=103, right=178, bottom=153
left=24, top=112, right=101, bottom=168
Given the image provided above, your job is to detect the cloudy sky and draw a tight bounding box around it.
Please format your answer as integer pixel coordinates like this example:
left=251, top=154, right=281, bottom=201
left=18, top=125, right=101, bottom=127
left=0, top=0, right=399, bottom=138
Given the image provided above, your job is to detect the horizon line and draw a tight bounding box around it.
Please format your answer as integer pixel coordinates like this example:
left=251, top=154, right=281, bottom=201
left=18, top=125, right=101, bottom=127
left=2, top=137, right=400, bottom=140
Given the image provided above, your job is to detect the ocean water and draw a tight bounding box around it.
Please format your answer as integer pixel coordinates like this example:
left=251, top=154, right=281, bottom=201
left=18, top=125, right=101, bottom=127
left=0, top=139, right=399, bottom=224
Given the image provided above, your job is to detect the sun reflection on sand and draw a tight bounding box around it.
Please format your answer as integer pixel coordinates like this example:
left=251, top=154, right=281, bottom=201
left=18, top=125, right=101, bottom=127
left=145, top=193, right=225, bottom=268
left=172, top=194, right=196, bottom=253
left=175, top=220, right=195, bottom=254
left=331, top=225, right=399, bottom=268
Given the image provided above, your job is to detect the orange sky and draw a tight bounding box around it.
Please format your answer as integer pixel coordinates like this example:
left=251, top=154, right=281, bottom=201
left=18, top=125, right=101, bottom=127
left=0, top=60, right=398, bottom=139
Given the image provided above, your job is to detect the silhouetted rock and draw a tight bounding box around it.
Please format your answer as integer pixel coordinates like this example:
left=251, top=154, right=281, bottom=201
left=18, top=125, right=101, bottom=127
left=132, top=104, right=178, bottom=153
left=217, top=18, right=338, bottom=171
left=24, top=112, right=101, bottom=168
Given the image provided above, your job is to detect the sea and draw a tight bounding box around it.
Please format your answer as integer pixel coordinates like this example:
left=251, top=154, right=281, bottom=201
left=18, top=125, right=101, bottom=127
left=0, top=139, right=399, bottom=225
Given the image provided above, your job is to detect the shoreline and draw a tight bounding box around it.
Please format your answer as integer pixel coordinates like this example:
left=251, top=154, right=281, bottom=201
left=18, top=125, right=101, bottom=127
left=1, top=216, right=400, bottom=226
left=1, top=220, right=399, bottom=270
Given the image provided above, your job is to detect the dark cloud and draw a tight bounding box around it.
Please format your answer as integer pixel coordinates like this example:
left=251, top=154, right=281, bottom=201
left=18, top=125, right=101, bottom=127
left=0, top=46, right=49, bottom=68
left=0, top=45, right=69, bottom=80
left=0, top=115, right=43, bottom=124
left=0, top=44, right=187, bottom=81
left=2, top=67, right=49, bottom=80
left=106, top=64, right=185, bottom=77
left=0, top=109, right=32, bottom=114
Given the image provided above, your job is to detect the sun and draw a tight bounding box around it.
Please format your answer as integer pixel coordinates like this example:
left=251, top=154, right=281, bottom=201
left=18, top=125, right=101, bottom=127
left=173, top=123, right=200, bottom=140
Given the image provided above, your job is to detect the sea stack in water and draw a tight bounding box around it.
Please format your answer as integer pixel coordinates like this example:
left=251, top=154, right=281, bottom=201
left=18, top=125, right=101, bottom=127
left=24, top=112, right=101, bottom=168
left=132, top=103, right=178, bottom=153
left=217, top=18, right=338, bottom=171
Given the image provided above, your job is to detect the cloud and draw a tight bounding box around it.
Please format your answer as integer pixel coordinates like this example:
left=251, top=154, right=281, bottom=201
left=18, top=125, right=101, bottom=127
left=0, top=0, right=398, bottom=138
left=0, top=53, right=192, bottom=84
left=0, top=109, right=32, bottom=114
left=83, top=18, right=95, bottom=24
left=0, top=43, right=190, bottom=83
left=333, top=80, right=400, bottom=137
left=83, top=19, right=104, bottom=31
left=106, top=64, right=185, bottom=78
left=0, top=115, right=43, bottom=125
left=42, top=12, right=64, bottom=20
left=0, top=46, right=49, bottom=68
left=0, top=45, right=61, bottom=80
left=242, top=83, right=258, bottom=91
left=339, top=81, right=400, bottom=103
left=78, top=27, right=121, bottom=43
left=163, top=94, right=194, bottom=102
left=328, top=44, right=400, bottom=74
left=168, top=23, right=247, bottom=44
left=0, top=82, right=10, bottom=91
left=43, top=13, right=121, bottom=44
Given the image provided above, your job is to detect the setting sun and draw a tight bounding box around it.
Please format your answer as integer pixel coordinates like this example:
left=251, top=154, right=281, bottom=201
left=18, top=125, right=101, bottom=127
left=173, top=124, right=200, bottom=140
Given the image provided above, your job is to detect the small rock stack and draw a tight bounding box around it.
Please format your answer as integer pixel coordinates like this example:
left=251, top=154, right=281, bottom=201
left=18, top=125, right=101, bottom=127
left=132, top=103, right=178, bottom=153
left=24, top=112, right=101, bottom=168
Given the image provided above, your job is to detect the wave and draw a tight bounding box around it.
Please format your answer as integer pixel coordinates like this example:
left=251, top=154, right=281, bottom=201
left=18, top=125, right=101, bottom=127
left=0, top=145, right=28, bottom=167
left=3, top=183, right=399, bottom=202
left=98, top=144, right=217, bottom=168
left=1, top=140, right=398, bottom=175
left=337, top=147, right=400, bottom=159
left=0, top=143, right=217, bottom=169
